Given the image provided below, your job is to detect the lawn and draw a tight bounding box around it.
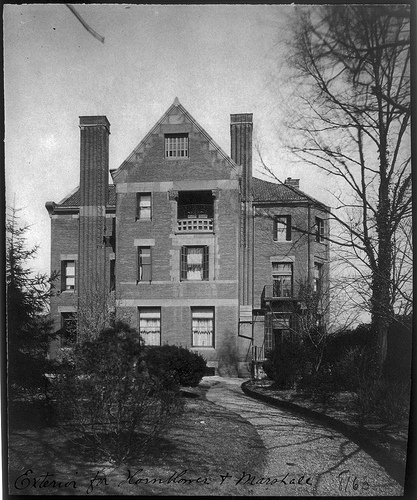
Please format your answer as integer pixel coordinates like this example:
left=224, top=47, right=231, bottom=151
left=8, top=380, right=266, bottom=496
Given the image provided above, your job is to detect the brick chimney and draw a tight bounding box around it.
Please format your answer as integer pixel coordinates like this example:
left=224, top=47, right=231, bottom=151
left=284, top=177, right=300, bottom=189
left=231, top=113, right=253, bottom=310
left=230, top=113, right=253, bottom=199
left=78, top=116, right=110, bottom=301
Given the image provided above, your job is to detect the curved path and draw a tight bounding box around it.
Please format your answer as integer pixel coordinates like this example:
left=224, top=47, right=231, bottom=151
left=205, top=377, right=403, bottom=496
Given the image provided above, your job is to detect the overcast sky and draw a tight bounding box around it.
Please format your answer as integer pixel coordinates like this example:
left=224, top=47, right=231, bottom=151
left=5, top=4, right=330, bottom=277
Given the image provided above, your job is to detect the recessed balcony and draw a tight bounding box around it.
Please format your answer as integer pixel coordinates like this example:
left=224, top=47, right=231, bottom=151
left=177, top=193, right=214, bottom=233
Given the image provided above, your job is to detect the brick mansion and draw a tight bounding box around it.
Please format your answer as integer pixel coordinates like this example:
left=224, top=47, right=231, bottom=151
left=46, top=98, right=330, bottom=377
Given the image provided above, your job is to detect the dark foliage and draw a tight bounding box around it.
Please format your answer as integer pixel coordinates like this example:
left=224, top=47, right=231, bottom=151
left=263, top=340, right=308, bottom=389
left=297, top=366, right=337, bottom=404
left=6, top=207, right=58, bottom=398
left=383, top=315, right=412, bottom=383
left=143, top=344, right=207, bottom=388
left=51, top=322, right=184, bottom=464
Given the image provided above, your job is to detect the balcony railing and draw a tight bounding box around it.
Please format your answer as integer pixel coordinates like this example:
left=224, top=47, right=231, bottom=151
left=261, top=285, right=294, bottom=308
left=178, top=204, right=214, bottom=219
left=251, top=345, right=266, bottom=362
left=177, top=204, right=214, bottom=232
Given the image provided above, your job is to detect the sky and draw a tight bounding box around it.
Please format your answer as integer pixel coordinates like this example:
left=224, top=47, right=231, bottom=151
left=5, top=3, right=330, bottom=277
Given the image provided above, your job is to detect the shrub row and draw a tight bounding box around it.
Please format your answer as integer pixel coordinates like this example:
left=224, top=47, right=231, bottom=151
left=50, top=322, right=207, bottom=464
left=263, top=321, right=411, bottom=426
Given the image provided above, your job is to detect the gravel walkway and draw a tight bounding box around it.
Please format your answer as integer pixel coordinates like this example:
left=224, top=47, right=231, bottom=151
left=205, top=377, right=403, bottom=496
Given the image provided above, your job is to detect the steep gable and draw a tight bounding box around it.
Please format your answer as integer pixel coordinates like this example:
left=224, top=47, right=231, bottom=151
left=111, top=98, right=239, bottom=183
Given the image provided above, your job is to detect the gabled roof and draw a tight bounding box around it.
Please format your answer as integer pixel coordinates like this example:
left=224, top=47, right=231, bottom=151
left=111, top=97, right=238, bottom=179
left=56, top=185, right=116, bottom=208
left=252, top=177, right=328, bottom=209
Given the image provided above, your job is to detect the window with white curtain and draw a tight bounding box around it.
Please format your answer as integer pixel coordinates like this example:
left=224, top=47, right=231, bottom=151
left=181, top=246, right=209, bottom=280
left=192, top=307, right=214, bottom=347
left=138, top=308, right=161, bottom=346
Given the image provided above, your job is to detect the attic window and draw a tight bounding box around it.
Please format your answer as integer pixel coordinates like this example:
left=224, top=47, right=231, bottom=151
left=165, top=133, right=188, bottom=158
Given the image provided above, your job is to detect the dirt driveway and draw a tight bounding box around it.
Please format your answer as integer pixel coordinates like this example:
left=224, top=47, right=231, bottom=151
left=205, top=376, right=404, bottom=496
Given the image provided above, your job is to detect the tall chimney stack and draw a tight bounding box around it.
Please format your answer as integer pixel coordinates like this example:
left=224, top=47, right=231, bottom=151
left=78, top=116, right=110, bottom=309
left=231, top=113, right=253, bottom=309
left=230, top=113, right=253, bottom=199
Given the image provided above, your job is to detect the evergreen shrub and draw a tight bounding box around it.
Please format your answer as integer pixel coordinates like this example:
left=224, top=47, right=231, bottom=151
left=143, top=344, right=207, bottom=388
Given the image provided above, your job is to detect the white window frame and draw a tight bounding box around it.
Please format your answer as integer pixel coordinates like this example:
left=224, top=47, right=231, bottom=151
left=314, top=262, right=323, bottom=293
left=191, top=307, right=214, bottom=347
left=138, top=307, right=161, bottom=346
left=274, top=215, right=291, bottom=242
left=271, top=262, right=293, bottom=297
left=136, top=193, right=152, bottom=220
left=62, top=260, right=76, bottom=291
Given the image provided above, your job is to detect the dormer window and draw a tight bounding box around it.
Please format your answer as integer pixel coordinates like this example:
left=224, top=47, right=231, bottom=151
left=165, top=133, right=188, bottom=158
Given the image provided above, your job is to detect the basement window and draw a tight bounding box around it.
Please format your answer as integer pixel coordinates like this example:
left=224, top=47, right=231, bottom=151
left=165, top=133, right=188, bottom=158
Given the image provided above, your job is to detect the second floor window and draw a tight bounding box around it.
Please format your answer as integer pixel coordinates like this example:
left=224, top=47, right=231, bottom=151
left=136, top=193, right=151, bottom=220
left=165, top=133, right=188, bottom=158
left=61, top=260, right=75, bottom=291
left=272, top=262, right=293, bottom=297
left=181, top=246, right=209, bottom=281
left=138, top=247, right=151, bottom=281
left=316, top=217, right=325, bottom=243
left=274, top=215, right=291, bottom=242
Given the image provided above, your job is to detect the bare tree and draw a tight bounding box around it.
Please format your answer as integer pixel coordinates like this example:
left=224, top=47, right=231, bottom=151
left=272, top=5, right=411, bottom=372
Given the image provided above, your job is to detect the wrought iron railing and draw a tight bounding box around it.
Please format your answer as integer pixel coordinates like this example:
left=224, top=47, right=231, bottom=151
left=178, top=204, right=214, bottom=219
left=262, top=284, right=293, bottom=301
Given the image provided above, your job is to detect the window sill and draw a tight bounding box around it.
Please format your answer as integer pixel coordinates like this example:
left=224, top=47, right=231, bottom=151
left=190, top=346, right=215, bottom=349
left=135, top=218, right=152, bottom=222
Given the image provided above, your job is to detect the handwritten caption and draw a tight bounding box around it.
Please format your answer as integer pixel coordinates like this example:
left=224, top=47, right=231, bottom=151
left=13, top=468, right=369, bottom=494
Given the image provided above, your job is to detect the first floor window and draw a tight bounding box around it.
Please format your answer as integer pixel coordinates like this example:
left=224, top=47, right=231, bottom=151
left=136, top=193, right=152, bottom=220
left=61, top=312, right=77, bottom=347
left=315, top=217, right=325, bottom=243
left=181, top=246, right=209, bottom=281
left=139, top=308, right=161, bottom=345
left=272, top=316, right=291, bottom=347
left=314, top=262, right=323, bottom=293
left=192, top=307, right=214, bottom=347
left=272, top=262, right=293, bottom=297
left=138, top=247, right=152, bottom=281
left=274, top=215, right=291, bottom=242
left=61, top=260, right=75, bottom=291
